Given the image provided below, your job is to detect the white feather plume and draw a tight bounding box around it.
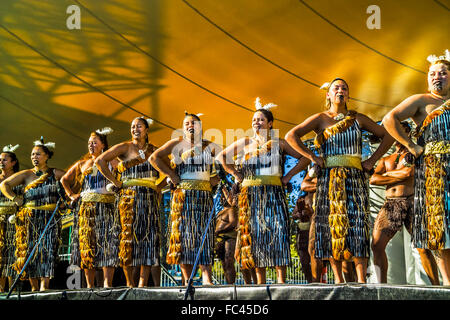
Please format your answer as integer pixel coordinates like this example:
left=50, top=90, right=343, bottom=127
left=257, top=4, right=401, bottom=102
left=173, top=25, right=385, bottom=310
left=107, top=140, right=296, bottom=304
left=254, top=97, right=277, bottom=111
left=146, top=118, right=154, bottom=126
left=96, top=127, right=114, bottom=135
left=2, top=144, right=20, bottom=153
left=34, top=140, right=55, bottom=149
left=196, top=113, right=204, bottom=117
left=320, top=82, right=330, bottom=90
left=427, top=49, right=450, bottom=64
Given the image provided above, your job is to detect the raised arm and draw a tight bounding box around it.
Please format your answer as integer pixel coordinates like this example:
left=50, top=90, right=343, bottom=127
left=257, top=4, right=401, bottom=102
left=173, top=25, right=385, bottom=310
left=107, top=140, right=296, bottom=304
left=0, top=170, right=30, bottom=206
left=357, top=113, right=394, bottom=172
left=60, top=160, right=82, bottom=201
left=285, top=113, right=324, bottom=167
left=149, top=139, right=181, bottom=185
left=215, top=138, right=247, bottom=183
left=280, top=139, right=311, bottom=185
left=95, top=142, right=129, bottom=188
left=382, top=94, right=425, bottom=157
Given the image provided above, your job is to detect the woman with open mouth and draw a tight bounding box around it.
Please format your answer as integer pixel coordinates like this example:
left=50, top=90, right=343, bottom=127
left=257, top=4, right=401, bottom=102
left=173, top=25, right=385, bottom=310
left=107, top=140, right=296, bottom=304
left=150, top=112, right=221, bottom=286
left=95, top=117, right=162, bottom=288
left=0, top=138, right=65, bottom=291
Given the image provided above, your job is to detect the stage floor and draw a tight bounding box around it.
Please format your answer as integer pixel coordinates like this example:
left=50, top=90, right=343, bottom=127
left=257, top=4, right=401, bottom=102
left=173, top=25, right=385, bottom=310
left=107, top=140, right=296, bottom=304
left=1, top=283, right=450, bottom=300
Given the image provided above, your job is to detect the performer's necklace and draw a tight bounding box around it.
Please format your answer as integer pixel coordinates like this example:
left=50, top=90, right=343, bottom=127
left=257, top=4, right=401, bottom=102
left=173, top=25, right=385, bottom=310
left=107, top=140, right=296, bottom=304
left=136, top=143, right=148, bottom=159
left=430, top=92, right=448, bottom=103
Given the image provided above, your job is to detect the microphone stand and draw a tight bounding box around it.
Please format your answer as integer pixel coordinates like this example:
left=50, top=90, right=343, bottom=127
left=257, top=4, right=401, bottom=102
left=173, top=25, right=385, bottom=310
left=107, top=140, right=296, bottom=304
left=183, top=182, right=223, bottom=300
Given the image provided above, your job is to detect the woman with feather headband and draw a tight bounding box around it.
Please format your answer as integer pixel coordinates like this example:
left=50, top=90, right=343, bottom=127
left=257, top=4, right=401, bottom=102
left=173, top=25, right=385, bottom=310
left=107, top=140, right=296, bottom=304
left=383, top=50, right=450, bottom=285
left=217, top=98, right=310, bottom=284
left=0, top=138, right=66, bottom=291
left=61, top=127, right=120, bottom=288
left=285, top=79, right=393, bottom=283
left=150, top=112, right=222, bottom=286
left=95, top=117, right=163, bottom=288
left=0, top=144, right=21, bottom=291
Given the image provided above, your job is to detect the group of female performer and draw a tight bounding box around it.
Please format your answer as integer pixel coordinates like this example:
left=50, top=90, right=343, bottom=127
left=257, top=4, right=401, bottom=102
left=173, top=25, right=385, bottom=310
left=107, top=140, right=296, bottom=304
left=0, top=51, right=448, bottom=291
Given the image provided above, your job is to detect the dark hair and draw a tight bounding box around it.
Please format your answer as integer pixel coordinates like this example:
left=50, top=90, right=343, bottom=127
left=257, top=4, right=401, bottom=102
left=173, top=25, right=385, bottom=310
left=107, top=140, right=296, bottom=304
left=134, top=117, right=150, bottom=129
left=254, top=108, right=274, bottom=129
left=184, top=112, right=201, bottom=122
left=90, top=132, right=109, bottom=151
left=35, top=145, right=54, bottom=159
left=2, top=152, right=19, bottom=173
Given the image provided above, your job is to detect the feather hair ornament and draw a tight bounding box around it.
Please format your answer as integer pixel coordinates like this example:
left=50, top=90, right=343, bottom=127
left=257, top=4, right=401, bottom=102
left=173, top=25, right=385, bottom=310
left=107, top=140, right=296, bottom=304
left=95, top=127, right=114, bottom=136
left=320, top=82, right=331, bottom=90
left=427, top=49, right=450, bottom=64
left=184, top=110, right=204, bottom=118
left=33, top=136, right=55, bottom=149
left=254, top=97, right=277, bottom=111
left=2, top=144, right=20, bottom=153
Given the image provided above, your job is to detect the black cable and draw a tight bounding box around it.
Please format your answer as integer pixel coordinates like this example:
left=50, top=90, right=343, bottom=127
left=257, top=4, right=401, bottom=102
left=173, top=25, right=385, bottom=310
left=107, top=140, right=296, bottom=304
left=182, top=0, right=393, bottom=109
left=298, top=0, right=426, bottom=74
left=433, top=0, right=450, bottom=11
left=0, top=24, right=177, bottom=131
left=74, top=0, right=300, bottom=126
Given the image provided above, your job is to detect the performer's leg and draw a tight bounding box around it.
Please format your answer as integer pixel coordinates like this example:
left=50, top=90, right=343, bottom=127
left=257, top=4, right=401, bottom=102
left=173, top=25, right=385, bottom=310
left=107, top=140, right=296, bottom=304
left=151, top=266, right=161, bottom=287
left=371, top=207, right=395, bottom=283
left=0, top=277, right=5, bottom=292
left=255, top=267, right=266, bottom=284
left=40, top=277, right=50, bottom=291
left=102, top=266, right=115, bottom=288
left=436, top=249, right=450, bottom=286
left=223, top=239, right=237, bottom=284
left=122, top=266, right=136, bottom=287
left=29, top=278, right=39, bottom=291
left=199, top=264, right=213, bottom=285
left=276, top=266, right=287, bottom=284
left=8, top=277, right=14, bottom=291
left=308, top=219, right=323, bottom=283
left=84, top=268, right=96, bottom=288
left=298, top=249, right=312, bottom=283
left=241, top=268, right=253, bottom=284
left=353, top=257, right=368, bottom=283
left=138, top=265, right=151, bottom=288
left=415, top=249, right=440, bottom=285
left=329, top=258, right=344, bottom=283
left=180, top=264, right=193, bottom=286
left=342, top=261, right=356, bottom=282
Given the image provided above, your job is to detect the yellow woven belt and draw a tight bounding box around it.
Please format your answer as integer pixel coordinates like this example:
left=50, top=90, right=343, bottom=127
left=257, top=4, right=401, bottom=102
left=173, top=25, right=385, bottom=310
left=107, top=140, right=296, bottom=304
left=122, top=178, right=157, bottom=190
left=23, top=202, right=57, bottom=211
left=325, top=155, right=362, bottom=170
left=424, top=141, right=450, bottom=155
left=81, top=193, right=115, bottom=203
left=0, top=206, right=16, bottom=215
left=297, top=221, right=311, bottom=231
left=178, top=179, right=212, bottom=192
left=242, top=175, right=282, bottom=187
